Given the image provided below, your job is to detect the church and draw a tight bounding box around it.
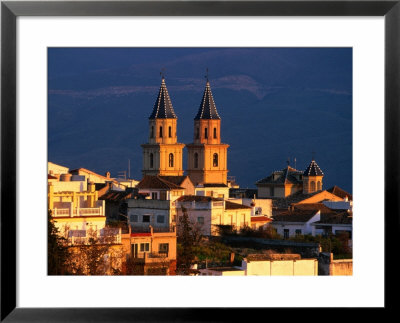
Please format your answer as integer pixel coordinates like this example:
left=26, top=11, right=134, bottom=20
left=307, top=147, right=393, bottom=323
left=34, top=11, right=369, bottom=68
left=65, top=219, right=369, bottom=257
left=140, top=76, right=229, bottom=197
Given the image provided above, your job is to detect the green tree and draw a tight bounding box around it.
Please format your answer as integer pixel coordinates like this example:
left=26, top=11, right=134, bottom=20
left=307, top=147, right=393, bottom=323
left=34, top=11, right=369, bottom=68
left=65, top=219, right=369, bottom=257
left=48, top=210, right=70, bottom=275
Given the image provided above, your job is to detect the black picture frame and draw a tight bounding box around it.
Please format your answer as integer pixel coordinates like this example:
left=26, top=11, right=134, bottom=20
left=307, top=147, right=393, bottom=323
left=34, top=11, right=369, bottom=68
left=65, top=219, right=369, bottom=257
left=1, top=0, right=398, bottom=321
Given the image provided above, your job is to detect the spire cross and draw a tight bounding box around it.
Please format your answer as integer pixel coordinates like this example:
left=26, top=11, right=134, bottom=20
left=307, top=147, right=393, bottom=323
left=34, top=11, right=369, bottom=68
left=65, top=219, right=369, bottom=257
left=205, top=68, right=209, bottom=82
left=312, top=151, right=315, bottom=161
left=160, top=68, right=166, bottom=80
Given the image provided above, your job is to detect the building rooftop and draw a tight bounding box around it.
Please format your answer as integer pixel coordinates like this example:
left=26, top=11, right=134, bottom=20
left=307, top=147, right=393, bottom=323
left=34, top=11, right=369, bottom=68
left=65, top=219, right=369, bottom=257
left=136, top=175, right=184, bottom=190
left=326, top=185, right=353, bottom=201
left=272, top=190, right=321, bottom=210
left=99, top=189, right=136, bottom=202
left=194, top=81, right=221, bottom=120
left=291, top=203, right=335, bottom=214
left=149, top=77, right=177, bottom=119
left=272, top=210, right=318, bottom=223
left=315, top=211, right=353, bottom=225
left=225, top=201, right=252, bottom=210
left=256, top=165, right=303, bottom=185
left=177, top=195, right=222, bottom=203
left=158, top=176, right=190, bottom=187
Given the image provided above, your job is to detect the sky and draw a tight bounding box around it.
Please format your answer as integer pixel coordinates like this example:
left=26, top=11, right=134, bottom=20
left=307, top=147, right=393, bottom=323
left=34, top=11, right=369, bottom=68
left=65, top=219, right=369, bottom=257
left=48, top=47, right=352, bottom=192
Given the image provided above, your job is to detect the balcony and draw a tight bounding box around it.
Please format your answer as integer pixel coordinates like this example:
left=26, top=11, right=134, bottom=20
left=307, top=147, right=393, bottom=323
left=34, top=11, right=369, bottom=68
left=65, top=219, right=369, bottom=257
left=52, top=206, right=104, bottom=217
left=130, top=252, right=169, bottom=264
left=67, top=228, right=121, bottom=245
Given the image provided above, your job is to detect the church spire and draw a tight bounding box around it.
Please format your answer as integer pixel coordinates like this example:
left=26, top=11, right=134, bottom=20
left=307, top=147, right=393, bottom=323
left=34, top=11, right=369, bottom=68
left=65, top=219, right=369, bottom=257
left=149, top=77, right=177, bottom=119
left=194, top=80, right=220, bottom=120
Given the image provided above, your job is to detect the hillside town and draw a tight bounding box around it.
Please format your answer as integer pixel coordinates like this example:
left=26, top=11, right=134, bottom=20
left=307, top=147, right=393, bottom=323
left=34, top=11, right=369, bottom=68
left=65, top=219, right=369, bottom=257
left=48, top=77, right=353, bottom=276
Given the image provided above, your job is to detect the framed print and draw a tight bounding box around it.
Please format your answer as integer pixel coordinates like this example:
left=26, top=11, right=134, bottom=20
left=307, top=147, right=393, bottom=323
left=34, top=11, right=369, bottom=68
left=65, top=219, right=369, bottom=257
left=1, top=0, right=398, bottom=321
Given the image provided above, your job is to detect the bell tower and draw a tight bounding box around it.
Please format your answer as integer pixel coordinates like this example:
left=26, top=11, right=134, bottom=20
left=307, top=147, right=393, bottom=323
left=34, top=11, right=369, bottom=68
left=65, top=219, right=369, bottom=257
left=186, top=79, right=229, bottom=185
left=302, top=159, right=324, bottom=194
left=141, top=76, right=184, bottom=176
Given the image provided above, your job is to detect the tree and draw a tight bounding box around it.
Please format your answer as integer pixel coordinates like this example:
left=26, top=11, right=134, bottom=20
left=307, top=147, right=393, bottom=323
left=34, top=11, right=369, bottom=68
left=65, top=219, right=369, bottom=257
left=67, top=228, right=123, bottom=275
left=48, top=210, right=70, bottom=275
left=176, top=206, right=198, bottom=275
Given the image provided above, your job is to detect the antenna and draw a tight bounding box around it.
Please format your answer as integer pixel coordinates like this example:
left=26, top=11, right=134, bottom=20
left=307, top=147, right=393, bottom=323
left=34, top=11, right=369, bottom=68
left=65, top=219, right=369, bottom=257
left=287, top=157, right=290, bottom=166
left=128, top=159, right=131, bottom=179
left=294, top=157, right=297, bottom=169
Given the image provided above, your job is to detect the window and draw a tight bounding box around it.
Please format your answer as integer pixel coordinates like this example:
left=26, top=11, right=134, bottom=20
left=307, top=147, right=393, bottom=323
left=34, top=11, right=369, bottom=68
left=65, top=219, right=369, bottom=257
left=283, top=229, right=289, bottom=239
left=130, top=214, right=138, bottom=222
left=142, top=215, right=150, bottom=223
left=150, top=126, right=154, bottom=138
left=213, top=127, right=217, bottom=139
left=317, top=181, right=322, bottom=190
left=204, top=127, right=208, bottom=139
left=168, top=126, right=172, bottom=138
left=140, top=243, right=150, bottom=252
left=310, top=181, right=316, bottom=191
left=159, top=243, right=169, bottom=254
left=196, top=127, right=200, bottom=139
left=213, top=153, right=218, bottom=167
left=151, top=192, right=157, bottom=200
left=270, top=187, right=274, bottom=197
left=159, top=126, right=163, bottom=138
left=149, top=153, right=154, bottom=168
left=194, top=153, right=199, bottom=168
left=295, top=229, right=302, bottom=235
left=157, top=215, right=165, bottom=224
left=197, top=217, right=204, bottom=224
left=169, top=153, right=174, bottom=167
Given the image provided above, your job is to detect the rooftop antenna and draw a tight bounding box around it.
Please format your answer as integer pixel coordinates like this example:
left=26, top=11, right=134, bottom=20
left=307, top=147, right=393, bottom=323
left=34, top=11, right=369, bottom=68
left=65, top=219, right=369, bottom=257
left=128, top=159, right=131, bottom=179
left=287, top=157, right=290, bottom=166
left=294, top=157, right=297, bottom=169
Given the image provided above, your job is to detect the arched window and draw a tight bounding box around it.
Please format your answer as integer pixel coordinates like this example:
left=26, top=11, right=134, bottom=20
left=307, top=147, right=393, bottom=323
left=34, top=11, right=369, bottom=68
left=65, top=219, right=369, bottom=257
left=310, top=181, right=316, bottom=192
left=204, top=128, right=208, bottom=139
left=196, top=128, right=200, bottom=139
left=168, top=126, right=172, bottom=138
left=194, top=153, right=199, bottom=168
left=213, top=153, right=218, bottom=167
left=317, top=181, right=322, bottom=191
left=150, top=126, right=154, bottom=138
left=159, top=126, right=163, bottom=138
left=213, top=127, right=217, bottom=139
left=150, top=153, right=154, bottom=168
left=169, top=153, right=174, bottom=167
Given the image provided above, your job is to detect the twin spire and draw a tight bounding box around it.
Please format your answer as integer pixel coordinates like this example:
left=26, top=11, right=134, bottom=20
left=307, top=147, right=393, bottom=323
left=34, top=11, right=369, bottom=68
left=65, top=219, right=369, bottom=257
left=149, top=76, right=220, bottom=120
left=149, top=77, right=177, bottom=119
